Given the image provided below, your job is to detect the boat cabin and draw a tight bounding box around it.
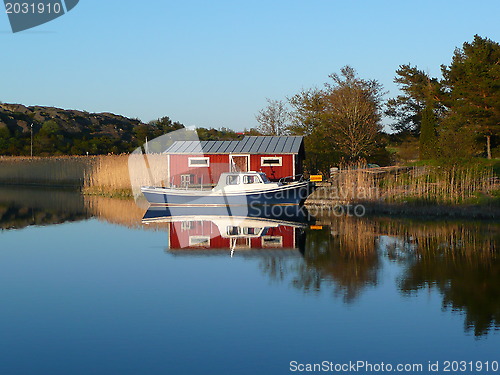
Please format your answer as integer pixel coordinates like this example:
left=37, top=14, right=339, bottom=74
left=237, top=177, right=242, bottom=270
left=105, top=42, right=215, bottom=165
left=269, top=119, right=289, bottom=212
left=214, top=172, right=272, bottom=190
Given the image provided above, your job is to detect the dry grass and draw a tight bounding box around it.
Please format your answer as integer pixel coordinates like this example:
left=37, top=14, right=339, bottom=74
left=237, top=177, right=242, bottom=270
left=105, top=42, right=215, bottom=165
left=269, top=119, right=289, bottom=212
left=84, top=154, right=171, bottom=197
left=83, top=155, right=131, bottom=196
left=0, top=156, right=92, bottom=187
left=1, top=156, right=498, bottom=205
left=0, top=155, right=146, bottom=197
left=310, top=161, right=499, bottom=206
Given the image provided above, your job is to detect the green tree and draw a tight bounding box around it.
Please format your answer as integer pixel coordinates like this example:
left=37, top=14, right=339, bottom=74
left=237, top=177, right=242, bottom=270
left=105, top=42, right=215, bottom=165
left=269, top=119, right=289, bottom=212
left=0, top=127, right=12, bottom=154
left=148, top=116, right=185, bottom=136
left=40, top=119, right=61, bottom=135
left=288, top=66, right=385, bottom=170
left=441, top=35, right=500, bottom=159
left=419, top=105, right=438, bottom=159
left=288, top=88, right=336, bottom=173
left=385, top=64, right=443, bottom=134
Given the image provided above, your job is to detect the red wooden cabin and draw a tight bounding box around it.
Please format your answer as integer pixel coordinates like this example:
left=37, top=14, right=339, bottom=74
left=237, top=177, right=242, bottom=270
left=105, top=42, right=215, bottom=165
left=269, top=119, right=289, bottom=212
left=164, top=136, right=305, bottom=186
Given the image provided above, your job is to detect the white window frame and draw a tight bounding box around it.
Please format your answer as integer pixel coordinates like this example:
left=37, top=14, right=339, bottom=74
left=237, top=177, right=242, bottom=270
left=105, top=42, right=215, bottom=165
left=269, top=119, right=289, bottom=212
left=188, top=157, right=210, bottom=167
left=189, top=236, right=210, bottom=247
left=261, top=235, right=283, bottom=247
left=230, top=154, right=250, bottom=172
left=261, top=156, right=282, bottom=167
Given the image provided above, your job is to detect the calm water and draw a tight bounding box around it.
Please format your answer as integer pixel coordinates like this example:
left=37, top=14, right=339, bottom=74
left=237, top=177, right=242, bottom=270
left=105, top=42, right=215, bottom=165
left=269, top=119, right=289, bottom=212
left=0, top=187, right=499, bottom=375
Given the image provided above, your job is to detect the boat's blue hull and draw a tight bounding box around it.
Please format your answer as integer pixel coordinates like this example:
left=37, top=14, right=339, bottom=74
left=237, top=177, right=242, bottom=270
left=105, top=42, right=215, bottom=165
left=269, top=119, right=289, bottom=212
left=142, top=204, right=315, bottom=224
left=141, top=181, right=315, bottom=206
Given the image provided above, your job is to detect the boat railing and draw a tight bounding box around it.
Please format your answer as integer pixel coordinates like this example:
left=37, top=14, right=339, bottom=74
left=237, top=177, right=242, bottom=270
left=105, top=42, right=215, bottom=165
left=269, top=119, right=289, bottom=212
left=169, top=183, right=215, bottom=191
left=278, top=174, right=304, bottom=184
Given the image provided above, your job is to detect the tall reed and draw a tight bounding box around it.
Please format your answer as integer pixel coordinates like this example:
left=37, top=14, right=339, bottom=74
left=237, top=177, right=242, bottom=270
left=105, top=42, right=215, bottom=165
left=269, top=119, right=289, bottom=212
left=310, top=161, right=498, bottom=206
left=0, top=156, right=92, bottom=186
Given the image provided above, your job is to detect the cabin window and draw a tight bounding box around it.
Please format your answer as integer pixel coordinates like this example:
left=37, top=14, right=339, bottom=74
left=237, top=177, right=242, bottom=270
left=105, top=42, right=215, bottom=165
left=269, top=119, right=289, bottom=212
left=261, top=156, right=282, bottom=167
left=226, top=175, right=240, bottom=185
left=243, top=227, right=261, bottom=235
left=189, top=236, right=210, bottom=246
left=188, top=157, right=210, bottom=167
left=243, top=175, right=261, bottom=184
left=227, top=226, right=241, bottom=235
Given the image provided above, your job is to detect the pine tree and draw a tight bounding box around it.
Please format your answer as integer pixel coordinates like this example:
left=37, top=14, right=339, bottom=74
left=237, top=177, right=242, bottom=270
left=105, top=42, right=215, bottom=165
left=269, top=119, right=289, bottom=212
left=419, top=105, right=437, bottom=159
left=441, top=35, right=500, bottom=159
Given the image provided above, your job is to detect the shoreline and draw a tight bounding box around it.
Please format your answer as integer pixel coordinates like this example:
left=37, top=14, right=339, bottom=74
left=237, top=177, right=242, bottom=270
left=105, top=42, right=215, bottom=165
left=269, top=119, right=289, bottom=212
left=305, top=201, right=500, bottom=220
left=1, top=182, right=498, bottom=219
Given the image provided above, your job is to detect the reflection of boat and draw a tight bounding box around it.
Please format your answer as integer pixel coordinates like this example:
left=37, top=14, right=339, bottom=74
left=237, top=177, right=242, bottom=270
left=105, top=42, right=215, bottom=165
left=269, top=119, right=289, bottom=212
left=142, top=205, right=313, bottom=254
left=141, top=171, right=315, bottom=206
left=142, top=204, right=314, bottom=225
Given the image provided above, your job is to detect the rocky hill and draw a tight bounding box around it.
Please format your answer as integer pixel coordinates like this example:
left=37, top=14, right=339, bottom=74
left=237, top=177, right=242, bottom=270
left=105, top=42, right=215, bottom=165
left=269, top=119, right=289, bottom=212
left=0, top=103, right=163, bottom=155
left=0, top=103, right=144, bottom=139
left=0, top=103, right=245, bottom=156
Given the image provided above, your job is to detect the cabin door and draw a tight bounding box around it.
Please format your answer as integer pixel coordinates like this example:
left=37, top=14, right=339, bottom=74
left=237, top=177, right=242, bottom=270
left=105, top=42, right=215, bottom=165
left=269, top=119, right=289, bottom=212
left=230, top=154, right=249, bottom=172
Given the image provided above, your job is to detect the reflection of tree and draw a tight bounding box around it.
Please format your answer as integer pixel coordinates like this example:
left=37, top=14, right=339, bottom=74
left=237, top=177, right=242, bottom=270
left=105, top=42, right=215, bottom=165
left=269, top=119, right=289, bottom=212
left=0, top=203, right=89, bottom=230
left=0, top=186, right=150, bottom=231
left=260, top=218, right=381, bottom=302
left=0, top=187, right=89, bottom=230
left=260, top=216, right=500, bottom=336
left=383, top=221, right=500, bottom=337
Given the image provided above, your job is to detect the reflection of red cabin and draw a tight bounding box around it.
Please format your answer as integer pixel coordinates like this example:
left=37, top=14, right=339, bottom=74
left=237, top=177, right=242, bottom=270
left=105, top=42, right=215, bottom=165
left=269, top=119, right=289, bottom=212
left=167, top=220, right=299, bottom=251
left=164, top=136, right=305, bottom=186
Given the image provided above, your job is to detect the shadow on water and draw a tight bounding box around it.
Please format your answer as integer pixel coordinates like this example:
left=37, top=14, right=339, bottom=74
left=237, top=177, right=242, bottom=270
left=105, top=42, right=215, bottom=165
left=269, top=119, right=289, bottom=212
left=1, top=186, right=499, bottom=336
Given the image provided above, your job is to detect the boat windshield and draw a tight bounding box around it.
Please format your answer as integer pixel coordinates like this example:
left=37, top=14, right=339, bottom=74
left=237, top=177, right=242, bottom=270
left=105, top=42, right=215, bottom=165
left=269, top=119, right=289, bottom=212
left=258, top=173, right=270, bottom=183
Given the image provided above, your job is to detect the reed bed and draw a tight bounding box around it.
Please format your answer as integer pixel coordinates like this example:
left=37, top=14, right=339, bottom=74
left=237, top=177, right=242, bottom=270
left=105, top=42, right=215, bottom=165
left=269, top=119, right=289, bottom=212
left=0, top=155, right=166, bottom=197
left=84, top=153, right=171, bottom=197
left=83, top=155, right=131, bottom=196
left=0, top=156, right=93, bottom=187
left=310, top=161, right=499, bottom=206
left=1, top=156, right=498, bottom=206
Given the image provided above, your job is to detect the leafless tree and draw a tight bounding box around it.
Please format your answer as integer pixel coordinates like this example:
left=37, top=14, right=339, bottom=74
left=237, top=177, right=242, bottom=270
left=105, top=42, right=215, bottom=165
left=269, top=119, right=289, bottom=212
left=255, top=98, right=290, bottom=136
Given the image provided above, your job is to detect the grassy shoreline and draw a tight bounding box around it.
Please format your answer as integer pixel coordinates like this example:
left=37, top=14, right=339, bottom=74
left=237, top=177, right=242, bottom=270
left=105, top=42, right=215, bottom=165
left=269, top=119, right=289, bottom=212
left=1, top=156, right=498, bottom=217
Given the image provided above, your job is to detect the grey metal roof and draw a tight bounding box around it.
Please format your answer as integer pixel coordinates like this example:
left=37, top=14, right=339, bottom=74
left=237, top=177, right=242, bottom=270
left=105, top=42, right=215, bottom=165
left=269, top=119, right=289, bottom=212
left=164, top=136, right=304, bottom=155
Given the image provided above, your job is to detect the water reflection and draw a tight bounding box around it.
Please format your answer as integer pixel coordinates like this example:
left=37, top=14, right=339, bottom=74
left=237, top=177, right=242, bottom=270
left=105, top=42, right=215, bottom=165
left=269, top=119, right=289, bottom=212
left=261, top=218, right=381, bottom=302
left=382, top=220, right=500, bottom=336
left=142, top=206, right=311, bottom=257
left=0, top=186, right=90, bottom=230
left=299, top=217, right=499, bottom=337
left=0, top=187, right=499, bottom=336
left=0, top=186, right=146, bottom=230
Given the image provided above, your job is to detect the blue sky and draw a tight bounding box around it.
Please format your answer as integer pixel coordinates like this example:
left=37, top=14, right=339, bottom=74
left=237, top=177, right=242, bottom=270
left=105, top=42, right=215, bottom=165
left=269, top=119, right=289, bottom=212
left=1, top=0, right=499, bottom=131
